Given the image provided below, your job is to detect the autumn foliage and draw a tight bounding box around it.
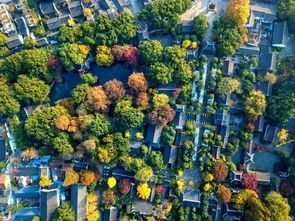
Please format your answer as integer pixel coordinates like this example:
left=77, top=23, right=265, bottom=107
left=136, top=92, right=149, bottom=108
left=55, top=115, right=79, bottom=132
left=104, top=80, right=126, bottom=100
left=64, top=168, right=80, bottom=187
left=123, top=47, right=138, bottom=68
left=128, top=72, right=148, bottom=94
left=227, top=0, right=250, bottom=27
left=241, top=172, right=258, bottom=191
left=22, top=147, right=38, bottom=159
left=39, top=176, right=51, bottom=187
left=216, top=184, right=232, bottom=203
left=119, top=178, right=131, bottom=195
left=102, top=189, right=116, bottom=205
left=80, top=170, right=95, bottom=186
left=87, top=86, right=110, bottom=111
left=212, top=160, right=228, bottom=181
left=87, top=193, right=99, bottom=221
left=48, top=55, right=60, bottom=71
left=150, top=105, right=175, bottom=126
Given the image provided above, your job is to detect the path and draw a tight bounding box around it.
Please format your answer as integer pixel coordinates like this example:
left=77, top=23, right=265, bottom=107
left=5, top=123, right=16, bottom=155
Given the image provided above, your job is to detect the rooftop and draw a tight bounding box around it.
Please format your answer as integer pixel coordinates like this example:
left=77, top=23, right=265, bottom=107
left=272, top=21, right=289, bottom=47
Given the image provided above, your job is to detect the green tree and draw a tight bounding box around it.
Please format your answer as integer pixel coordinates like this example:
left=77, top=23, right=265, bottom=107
left=0, top=33, right=8, bottom=56
left=148, top=151, right=165, bottom=168
left=80, top=73, right=98, bottom=85
left=161, top=125, right=176, bottom=146
left=244, top=90, right=266, bottom=117
left=217, top=77, right=240, bottom=96
left=53, top=202, right=75, bottom=221
left=58, top=24, right=81, bottom=43
left=114, top=99, right=144, bottom=130
left=88, top=113, right=111, bottom=137
left=278, top=0, right=295, bottom=33
left=193, top=15, right=209, bottom=41
left=33, top=26, right=46, bottom=38
left=58, top=43, right=87, bottom=71
left=174, top=61, right=193, bottom=83
left=14, top=75, right=50, bottom=104
left=24, top=37, right=37, bottom=49
left=138, top=40, right=163, bottom=64
left=148, top=62, right=173, bottom=85
left=164, top=45, right=186, bottom=65
left=72, top=83, right=90, bottom=104
left=134, top=166, right=153, bottom=182
left=52, top=132, right=74, bottom=156
left=0, top=80, right=20, bottom=116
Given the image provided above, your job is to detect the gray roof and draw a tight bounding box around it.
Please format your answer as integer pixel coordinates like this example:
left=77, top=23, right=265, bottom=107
left=14, top=185, right=40, bottom=199
left=237, top=45, right=260, bottom=56
left=254, top=115, right=265, bottom=132
left=174, top=105, right=186, bottom=129
left=272, top=21, right=288, bottom=47
left=251, top=10, right=275, bottom=24
left=71, top=184, right=87, bottom=221
left=223, top=59, right=234, bottom=75
left=47, top=14, right=72, bottom=31
left=40, top=187, right=60, bottom=221
left=36, top=37, right=49, bottom=47
left=39, top=1, right=58, bottom=16
left=258, top=47, right=276, bottom=73
left=163, top=145, right=177, bottom=164
left=68, top=1, right=84, bottom=17
left=214, top=109, right=230, bottom=126
left=11, top=167, right=38, bottom=176
left=15, top=207, right=40, bottom=221
left=53, top=0, right=67, bottom=5
left=181, top=190, right=201, bottom=207
left=131, top=201, right=153, bottom=215
left=287, top=117, right=295, bottom=133
left=100, top=0, right=113, bottom=10
left=103, top=207, right=119, bottom=221
left=15, top=17, right=30, bottom=38
left=5, top=34, right=23, bottom=49
left=263, top=124, right=278, bottom=143
left=112, top=0, right=129, bottom=12
left=146, top=124, right=164, bottom=145
left=0, top=140, right=5, bottom=161
left=255, top=81, right=272, bottom=96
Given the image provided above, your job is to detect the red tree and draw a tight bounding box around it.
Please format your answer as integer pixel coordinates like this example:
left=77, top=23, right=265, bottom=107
left=112, top=45, right=126, bottom=62
left=123, top=47, right=139, bottom=68
left=241, top=172, right=257, bottom=190
left=150, top=105, right=175, bottom=126
left=104, top=79, right=126, bottom=100
left=136, top=92, right=149, bottom=108
left=119, top=178, right=131, bottom=195
left=48, top=55, right=60, bottom=70
left=172, top=88, right=182, bottom=99
left=155, top=185, right=164, bottom=194
left=280, top=182, right=295, bottom=197
left=128, top=72, right=148, bottom=94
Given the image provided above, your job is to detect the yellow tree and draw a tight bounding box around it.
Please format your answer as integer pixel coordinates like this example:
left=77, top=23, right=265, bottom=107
left=137, top=183, right=151, bottom=200
left=87, top=193, right=99, bottom=221
left=107, top=177, right=117, bottom=188
left=152, top=94, right=169, bottom=107
left=83, top=8, right=92, bottom=17
left=277, top=129, right=289, bottom=141
left=22, top=147, right=38, bottom=159
left=39, top=176, right=51, bottom=187
left=64, top=168, right=80, bottom=187
left=244, top=90, right=266, bottom=117
left=227, top=0, right=250, bottom=27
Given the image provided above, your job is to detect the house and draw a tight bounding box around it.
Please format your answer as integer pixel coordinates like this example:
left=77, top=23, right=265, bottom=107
left=0, top=139, right=6, bottom=161
left=12, top=167, right=39, bottom=177
left=146, top=124, right=164, bottom=147
left=68, top=1, right=84, bottom=18
left=103, top=206, right=119, bottom=221
left=222, top=59, right=235, bottom=75
left=163, top=145, right=177, bottom=169
left=272, top=21, right=289, bottom=48
left=158, top=82, right=177, bottom=96
left=5, top=34, right=24, bottom=49
left=263, top=124, right=279, bottom=143
left=258, top=47, right=276, bottom=74
left=174, top=130, right=185, bottom=146
left=247, top=10, right=275, bottom=27
left=217, top=93, right=231, bottom=106
left=0, top=175, right=10, bottom=196
left=113, top=0, right=131, bottom=12
left=15, top=207, right=40, bottom=221
left=181, top=190, right=201, bottom=207
left=40, top=185, right=60, bottom=221
left=251, top=171, right=271, bottom=185
left=174, top=104, right=186, bottom=130
left=214, top=109, right=230, bottom=126
left=236, top=45, right=260, bottom=56
left=181, top=20, right=194, bottom=34
left=100, top=0, right=113, bottom=10
left=0, top=3, right=16, bottom=34
left=15, top=17, right=30, bottom=38
left=14, top=185, right=40, bottom=199
left=255, top=81, right=272, bottom=96
left=47, top=14, right=73, bottom=31
left=201, top=40, right=216, bottom=55
left=223, top=203, right=243, bottom=221
left=36, top=37, right=49, bottom=47
left=71, top=184, right=87, bottom=221
left=39, top=1, right=58, bottom=16
left=131, top=201, right=153, bottom=215
left=254, top=115, right=265, bottom=133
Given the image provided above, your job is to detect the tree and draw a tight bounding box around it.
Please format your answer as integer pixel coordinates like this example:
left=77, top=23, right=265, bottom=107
left=148, top=62, right=173, bottom=85
left=114, top=11, right=139, bottom=43
left=48, top=55, right=61, bottom=71
left=245, top=196, right=270, bottom=221
left=107, top=177, right=117, bottom=188
left=33, top=26, right=46, bottom=38
left=232, top=189, right=258, bottom=210
left=81, top=73, right=98, bottom=85
left=212, top=160, right=228, bottom=181
left=114, top=99, right=144, bottom=129
left=24, top=37, right=37, bottom=49
left=64, top=168, right=80, bottom=187
left=119, top=178, right=131, bottom=195
left=138, top=0, right=192, bottom=32
left=134, top=166, right=153, bottom=182
left=83, top=8, right=92, bottom=17
left=227, top=0, right=250, bottom=27
left=53, top=202, right=75, bottom=221
left=14, top=75, right=50, bottom=105
left=278, top=129, right=289, bottom=141
left=39, top=176, right=51, bottom=187
left=88, top=113, right=110, bottom=137
left=161, top=125, right=176, bottom=146
left=138, top=40, right=163, bottom=64
left=102, top=133, right=130, bottom=157
left=152, top=93, right=169, bottom=107
left=277, top=0, right=295, bottom=33
left=58, top=43, right=87, bottom=71
left=123, top=47, right=138, bottom=68
left=213, top=16, right=243, bottom=57
left=264, top=72, right=277, bottom=84
left=96, top=45, right=114, bottom=67
left=217, top=77, right=240, bottom=96
left=150, top=105, right=175, bottom=126
left=136, top=92, right=149, bottom=109
left=80, top=170, right=95, bottom=186
left=0, top=33, right=8, bottom=56
left=193, top=15, right=209, bottom=41
left=0, top=80, right=20, bottom=116
left=148, top=151, right=165, bottom=168
left=128, top=72, right=148, bottom=94
left=87, top=86, right=110, bottom=111
left=137, top=183, right=151, bottom=200
left=87, top=193, right=99, bottom=221
left=104, top=80, right=126, bottom=100
left=22, top=147, right=38, bottom=159
left=244, top=90, right=266, bottom=116
left=72, top=83, right=90, bottom=104
left=52, top=132, right=74, bottom=156
left=264, top=192, right=292, bottom=221
left=58, top=24, right=81, bottom=43
left=164, top=45, right=186, bottom=64
left=174, top=61, right=193, bottom=83
left=102, top=189, right=116, bottom=205
left=241, top=172, right=257, bottom=191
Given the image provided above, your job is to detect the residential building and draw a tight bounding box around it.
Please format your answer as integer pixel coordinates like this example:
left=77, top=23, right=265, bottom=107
left=0, top=3, right=16, bottom=35
left=254, top=115, right=265, bottom=133
left=236, top=45, right=260, bottom=56
left=47, top=14, right=73, bottom=31
left=181, top=190, right=201, bottom=207
left=103, top=206, right=119, bottom=221
left=71, top=184, right=87, bottom=221
left=222, top=59, right=235, bottom=75
left=0, top=139, right=6, bottom=161
left=39, top=1, right=58, bottom=17
left=15, top=17, right=30, bottom=38
left=263, top=124, right=279, bottom=143
left=258, top=47, right=276, bottom=74
left=174, top=104, right=186, bottom=130
left=68, top=1, right=84, bottom=18
left=272, top=21, right=289, bottom=48
left=5, top=34, right=24, bottom=49
left=40, top=185, right=60, bottom=221
left=15, top=207, right=40, bottom=221
left=145, top=124, right=164, bottom=147
left=163, top=145, right=177, bottom=169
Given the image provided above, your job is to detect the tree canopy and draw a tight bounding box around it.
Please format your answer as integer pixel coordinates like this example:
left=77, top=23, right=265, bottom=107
left=138, top=40, right=163, bottom=64
left=193, top=15, right=209, bottom=41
